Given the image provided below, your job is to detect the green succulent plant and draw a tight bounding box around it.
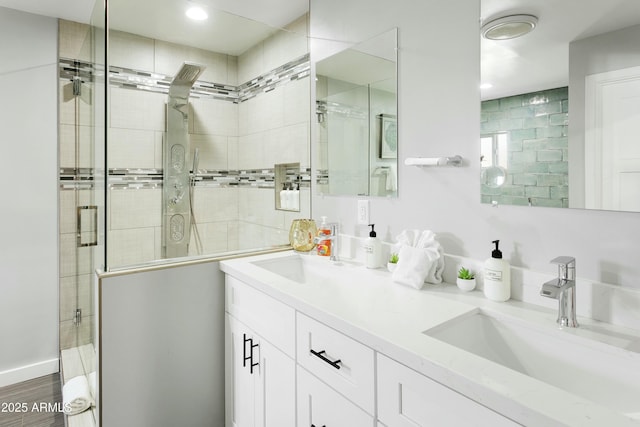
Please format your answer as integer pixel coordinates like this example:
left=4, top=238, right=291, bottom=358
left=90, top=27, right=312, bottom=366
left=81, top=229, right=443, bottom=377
left=389, top=253, right=399, bottom=264
left=457, top=266, right=475, bottom=280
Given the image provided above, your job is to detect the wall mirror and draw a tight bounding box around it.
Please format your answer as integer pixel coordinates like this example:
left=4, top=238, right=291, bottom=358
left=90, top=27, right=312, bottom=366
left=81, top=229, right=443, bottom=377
left=480, top=0, right=640, bottom=212
left=315, top=28, right=398, bottom=197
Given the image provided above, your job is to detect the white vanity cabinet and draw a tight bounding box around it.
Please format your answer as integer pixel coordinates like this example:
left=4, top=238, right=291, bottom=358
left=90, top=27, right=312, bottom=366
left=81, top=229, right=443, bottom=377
left=377, top=354, right=519, bottom=427
left=223, top=271, right=518, bottom=427
left=225, top=277, right=296, bottom=427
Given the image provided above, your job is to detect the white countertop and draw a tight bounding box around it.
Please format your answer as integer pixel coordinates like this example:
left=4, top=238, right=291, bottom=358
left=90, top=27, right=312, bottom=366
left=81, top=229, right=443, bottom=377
left=220, top=250, right=640, bottom=427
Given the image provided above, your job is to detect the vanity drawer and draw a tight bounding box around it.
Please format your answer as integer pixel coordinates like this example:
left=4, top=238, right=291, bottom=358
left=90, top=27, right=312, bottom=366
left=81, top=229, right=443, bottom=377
left=225, top=275, right=295, bottom=357
left=296, top=313, right=375, bottom=414
left=377, top=354, right=519, bottom=427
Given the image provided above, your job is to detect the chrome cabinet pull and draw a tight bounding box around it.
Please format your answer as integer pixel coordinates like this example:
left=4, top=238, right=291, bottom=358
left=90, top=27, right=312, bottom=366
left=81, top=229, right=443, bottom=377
left=310, top=349, right=341, bottom=370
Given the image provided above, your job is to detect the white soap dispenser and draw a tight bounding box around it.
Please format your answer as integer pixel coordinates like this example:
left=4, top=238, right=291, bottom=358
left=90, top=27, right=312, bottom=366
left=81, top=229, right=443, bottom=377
left=284, top=183, right=293, bottom=210
left=484, top=239, right=511, bottom=301
left=364, top=224, right=381, bottom=269
left=291, top=183, right=300, bottom=211
left=279, top=183, right=288, bottom=210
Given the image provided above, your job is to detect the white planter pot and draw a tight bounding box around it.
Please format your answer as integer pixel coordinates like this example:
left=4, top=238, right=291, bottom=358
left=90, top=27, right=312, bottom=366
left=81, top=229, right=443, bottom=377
left=387, top=262, right=398, bottom=273
left=456, top=277, right=476, bottom=292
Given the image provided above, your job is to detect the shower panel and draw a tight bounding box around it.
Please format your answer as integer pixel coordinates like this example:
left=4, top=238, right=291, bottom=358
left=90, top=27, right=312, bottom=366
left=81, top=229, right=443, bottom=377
left=163, top=62, right=205, bottom=258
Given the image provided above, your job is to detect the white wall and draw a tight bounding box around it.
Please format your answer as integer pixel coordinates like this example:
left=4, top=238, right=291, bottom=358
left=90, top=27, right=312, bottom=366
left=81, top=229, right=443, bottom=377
left=311, top=0, right=640, bottom=290
left=0, top=7, right=59, bottom=385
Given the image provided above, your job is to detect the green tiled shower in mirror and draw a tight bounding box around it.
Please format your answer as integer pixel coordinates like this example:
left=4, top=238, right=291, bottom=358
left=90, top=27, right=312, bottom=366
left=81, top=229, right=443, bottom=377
left=481, top=87, right=568, bottom=208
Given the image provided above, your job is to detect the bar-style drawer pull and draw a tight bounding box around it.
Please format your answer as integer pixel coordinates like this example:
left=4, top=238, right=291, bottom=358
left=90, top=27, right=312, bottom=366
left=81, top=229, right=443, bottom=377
left=311, top=424, right=326, bottom=427
left=243, top=334, right=259, bottom=374
left=310, top=349, right=341, bottom=370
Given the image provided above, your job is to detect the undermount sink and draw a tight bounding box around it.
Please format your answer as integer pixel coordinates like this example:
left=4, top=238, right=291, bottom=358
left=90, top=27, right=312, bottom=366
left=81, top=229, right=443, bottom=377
left=423, top=309, right=640, bottom=420
left=251, top=253, right=360, bottom=284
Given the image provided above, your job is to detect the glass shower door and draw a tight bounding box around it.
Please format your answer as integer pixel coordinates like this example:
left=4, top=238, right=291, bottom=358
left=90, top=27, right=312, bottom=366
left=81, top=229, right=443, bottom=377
left=57, top=2, right=105, bottom=424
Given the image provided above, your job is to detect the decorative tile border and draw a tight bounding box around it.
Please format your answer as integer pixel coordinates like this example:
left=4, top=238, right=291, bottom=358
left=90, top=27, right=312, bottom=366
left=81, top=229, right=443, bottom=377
left=59, top=54, right=310, bottom=104
left=59, top=168, right=311, bottom=190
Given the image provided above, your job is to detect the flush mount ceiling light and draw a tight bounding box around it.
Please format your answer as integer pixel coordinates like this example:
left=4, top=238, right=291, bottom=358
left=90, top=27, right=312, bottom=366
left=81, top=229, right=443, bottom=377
left=481, top=14, right=538, bottom=40
left=186, top=6, right=208, bottom=21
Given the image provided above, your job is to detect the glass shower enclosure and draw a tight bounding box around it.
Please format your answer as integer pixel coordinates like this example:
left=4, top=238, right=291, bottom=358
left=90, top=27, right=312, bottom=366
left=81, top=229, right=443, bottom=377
left=58, top=3, right=311, bottom=421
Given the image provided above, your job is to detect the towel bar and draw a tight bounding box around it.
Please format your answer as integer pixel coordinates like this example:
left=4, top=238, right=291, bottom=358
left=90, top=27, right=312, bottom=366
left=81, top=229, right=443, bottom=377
left=404, top=155, right=462, bottom=167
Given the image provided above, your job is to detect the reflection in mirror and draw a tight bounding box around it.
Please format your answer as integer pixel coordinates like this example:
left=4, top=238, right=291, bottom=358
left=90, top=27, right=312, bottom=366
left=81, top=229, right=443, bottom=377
left=315, top=28, right=398, bottom=197
left=480, top=0, right=640, bottom=212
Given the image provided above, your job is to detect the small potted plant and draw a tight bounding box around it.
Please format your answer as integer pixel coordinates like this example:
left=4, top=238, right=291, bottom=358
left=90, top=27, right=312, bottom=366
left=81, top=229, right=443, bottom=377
left=387, top=253, right=399, bottom=272
left=457, top=267, right=476, bottom=292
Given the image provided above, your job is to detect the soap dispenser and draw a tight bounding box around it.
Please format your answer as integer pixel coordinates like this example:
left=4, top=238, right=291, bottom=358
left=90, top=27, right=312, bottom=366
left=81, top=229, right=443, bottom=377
left=484, top=239, right=511, bottom=301
left=364, top=224, right=381, bottom=269
left=291, top=183, right=300, bottom=211
left=279, top=183, right=288, bottom=210
left=316, top=216, right=332, bottom=257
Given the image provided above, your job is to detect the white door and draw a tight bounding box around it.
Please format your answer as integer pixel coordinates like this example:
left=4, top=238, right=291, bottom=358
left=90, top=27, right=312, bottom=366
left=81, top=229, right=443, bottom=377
left=585, top=66, right=640, bottom=211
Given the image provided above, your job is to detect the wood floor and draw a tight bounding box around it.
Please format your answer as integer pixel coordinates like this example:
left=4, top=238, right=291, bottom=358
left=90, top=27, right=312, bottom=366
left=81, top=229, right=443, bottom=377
left=0, top=374, right=64, bottom=427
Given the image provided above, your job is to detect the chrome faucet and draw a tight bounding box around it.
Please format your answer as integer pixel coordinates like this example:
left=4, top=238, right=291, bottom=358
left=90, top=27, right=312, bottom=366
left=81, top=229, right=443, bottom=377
left=540, top=256, right=578, bottom=328
left=313, top=222, right=339, bottom=262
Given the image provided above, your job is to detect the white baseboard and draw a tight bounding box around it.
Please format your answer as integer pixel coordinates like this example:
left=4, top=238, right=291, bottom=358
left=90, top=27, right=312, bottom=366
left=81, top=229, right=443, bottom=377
left=0, top=358, right=59, bottom=387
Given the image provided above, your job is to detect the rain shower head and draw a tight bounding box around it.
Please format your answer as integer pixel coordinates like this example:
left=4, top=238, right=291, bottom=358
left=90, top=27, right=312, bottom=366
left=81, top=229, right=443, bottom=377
left=169, top=62, right=206, bottom=98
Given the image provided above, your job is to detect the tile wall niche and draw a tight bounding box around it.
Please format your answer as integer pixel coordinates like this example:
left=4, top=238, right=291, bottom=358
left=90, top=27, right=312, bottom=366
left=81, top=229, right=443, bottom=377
left=58, top=17, right=310, bottom=345
left=481, top=87, right=569, bottom=207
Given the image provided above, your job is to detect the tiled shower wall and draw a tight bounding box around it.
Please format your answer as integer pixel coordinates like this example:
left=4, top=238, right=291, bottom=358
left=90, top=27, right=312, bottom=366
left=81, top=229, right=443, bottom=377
left=58, top=17, right=310, bottom=346
left=480, top=87, right=569, bottom=207
left=107, top=17, right=309, bottom=267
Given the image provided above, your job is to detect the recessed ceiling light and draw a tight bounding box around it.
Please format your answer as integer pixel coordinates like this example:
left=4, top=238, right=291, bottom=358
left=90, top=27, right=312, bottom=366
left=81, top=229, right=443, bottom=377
left=186, top=6, right=208, bottom=21
left=480, top=83, right=493, bottom=90
left=481, top=14, right=538, bottom=40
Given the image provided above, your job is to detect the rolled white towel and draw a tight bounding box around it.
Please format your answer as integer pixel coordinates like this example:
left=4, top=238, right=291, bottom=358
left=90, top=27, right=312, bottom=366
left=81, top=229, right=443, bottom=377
left=63, top=375, right=94, bottom=415
left=392, top=245, right=441, bottom=289
left=393, top=230, right=445, bottom=285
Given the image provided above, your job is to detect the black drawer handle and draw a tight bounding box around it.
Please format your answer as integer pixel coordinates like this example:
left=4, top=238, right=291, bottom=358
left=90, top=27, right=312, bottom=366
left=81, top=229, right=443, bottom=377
left=311, top=424, right=326, bottom=427
left=310, top=349, right=341, bottom=369
left=243, top=334, right=251, bottom=368
left=243, top=334, right=260, bottom=374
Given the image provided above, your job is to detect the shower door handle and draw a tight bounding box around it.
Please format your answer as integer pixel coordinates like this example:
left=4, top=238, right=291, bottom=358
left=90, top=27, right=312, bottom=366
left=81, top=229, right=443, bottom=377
left=77, top=205, right=98, bottom=247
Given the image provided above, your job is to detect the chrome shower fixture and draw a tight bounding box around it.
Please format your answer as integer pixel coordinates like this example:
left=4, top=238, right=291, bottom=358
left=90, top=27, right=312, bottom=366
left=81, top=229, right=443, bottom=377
left=169, top=62, right=206, bottom=98
left=163, top=62, right=206, bottom=259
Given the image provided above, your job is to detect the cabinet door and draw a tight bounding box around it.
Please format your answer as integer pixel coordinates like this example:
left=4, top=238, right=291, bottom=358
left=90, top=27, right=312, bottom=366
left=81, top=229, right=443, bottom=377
left=297, top=366, right=374, bottom=427
left=377, top=354, right=519, bottom=427
left=227, top=314, right=296, bottom=427
left=226, top=315, right=256, bottom=427
left=254, top=337, right=296, bottom=427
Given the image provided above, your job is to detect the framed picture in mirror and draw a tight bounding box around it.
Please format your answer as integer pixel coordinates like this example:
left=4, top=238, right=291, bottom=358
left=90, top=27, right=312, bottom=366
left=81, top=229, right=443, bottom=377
left=379, top=114, right=397, bottom=159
